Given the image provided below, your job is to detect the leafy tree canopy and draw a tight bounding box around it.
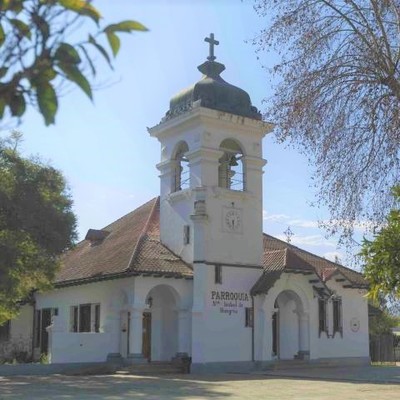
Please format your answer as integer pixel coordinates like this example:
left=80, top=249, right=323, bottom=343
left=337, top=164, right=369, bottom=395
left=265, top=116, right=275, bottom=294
left=0, top=0, right=147, bottom=126
left=0, top=132, right=77, bottom=324
left=254, top=0, right=400, bottom=244
left=361, top=186, right=400, bottom=303
left=369, top=306, right=399, bottom=336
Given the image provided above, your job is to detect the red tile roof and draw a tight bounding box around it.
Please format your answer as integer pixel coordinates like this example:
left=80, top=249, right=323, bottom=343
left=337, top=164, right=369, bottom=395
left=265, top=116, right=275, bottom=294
left=252, top=235, right=367, bottom=296
left=262, top=234, right=367, bottom=287
left=55, top=198, right=192, bottom=286
left=55, top=198, right=367, bottom=290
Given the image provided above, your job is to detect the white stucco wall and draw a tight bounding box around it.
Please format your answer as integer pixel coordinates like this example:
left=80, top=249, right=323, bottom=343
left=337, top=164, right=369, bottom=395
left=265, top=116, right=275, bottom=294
left=0, top=304, right=33, bottom=361
left=314, top=279, right=369, bottom=360
left=191, top=263, right=262, bottom=364
left=49, top=329, right=114, bottom=363
left=31, top=265, right=368, bottom=366
left=35, top=275, right=193, bottom=364
left=151, top=107, right=269, bottom=268
left=257, top=272, right=369, bottom=362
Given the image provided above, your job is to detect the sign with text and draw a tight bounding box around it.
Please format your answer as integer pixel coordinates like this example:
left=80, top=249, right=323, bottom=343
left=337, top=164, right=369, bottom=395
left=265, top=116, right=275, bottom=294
left=211, top=290, right=250, bottom=316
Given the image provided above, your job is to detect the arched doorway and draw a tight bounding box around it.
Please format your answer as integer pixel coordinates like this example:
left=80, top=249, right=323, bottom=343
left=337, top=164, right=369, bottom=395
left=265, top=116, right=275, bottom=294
left=145, top=285, right=180, bottom=361
left=272, top=290, right=310, bottom=360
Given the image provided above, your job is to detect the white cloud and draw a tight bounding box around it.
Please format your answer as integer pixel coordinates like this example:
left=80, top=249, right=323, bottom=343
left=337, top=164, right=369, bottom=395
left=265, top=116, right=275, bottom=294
left=263, top=211, right=320, bottom=229
left=323, top=251, right=344, bottom=262
left=276, top=234, right=336, bottom=248
left=262, top=211, right=290, bottom=222
left=264, top=211, right=378, bottom=234
left=288, top=219, right=319, bottom=229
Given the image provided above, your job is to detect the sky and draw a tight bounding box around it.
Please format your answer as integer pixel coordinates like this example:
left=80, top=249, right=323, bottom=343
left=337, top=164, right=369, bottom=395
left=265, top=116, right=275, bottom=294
left=2, top=0, right=363, bottom=264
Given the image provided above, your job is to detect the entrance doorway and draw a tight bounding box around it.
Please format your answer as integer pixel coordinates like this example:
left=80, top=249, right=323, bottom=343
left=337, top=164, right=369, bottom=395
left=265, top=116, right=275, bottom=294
left=145, top=284, right=179, bottom=361
left=273, top=290, right=309, bottom=360
left=34, top=307, right=58, bottom=355
left=142, top=312, right=151, bottom=360
left=40, top=309, right=52, bottom=354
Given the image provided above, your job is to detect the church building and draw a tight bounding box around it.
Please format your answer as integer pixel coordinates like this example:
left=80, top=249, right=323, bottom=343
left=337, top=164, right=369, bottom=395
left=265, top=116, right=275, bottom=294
left=1, top=35, right=370, bottom=372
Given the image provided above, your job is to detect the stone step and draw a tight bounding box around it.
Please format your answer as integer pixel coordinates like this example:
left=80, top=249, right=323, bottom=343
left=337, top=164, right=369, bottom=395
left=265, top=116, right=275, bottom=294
left=267, top=360, right=309, bottom=370
left=116, top=361, right=185, bottom=375
left=265, top=360, right=336, bottom=370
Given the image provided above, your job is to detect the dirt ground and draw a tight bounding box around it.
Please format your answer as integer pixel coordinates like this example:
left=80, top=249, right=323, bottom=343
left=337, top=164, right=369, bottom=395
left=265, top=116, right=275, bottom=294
left=0, top=373, right=399, bottom=400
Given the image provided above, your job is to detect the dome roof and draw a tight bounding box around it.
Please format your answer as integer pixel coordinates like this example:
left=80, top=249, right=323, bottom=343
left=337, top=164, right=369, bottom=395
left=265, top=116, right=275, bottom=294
left=164, top=59, right=262, bottom=122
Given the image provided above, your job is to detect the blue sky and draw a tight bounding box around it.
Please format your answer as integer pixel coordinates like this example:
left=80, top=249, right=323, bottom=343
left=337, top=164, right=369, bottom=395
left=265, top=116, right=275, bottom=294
left=2, top=0, right=363, bottom=263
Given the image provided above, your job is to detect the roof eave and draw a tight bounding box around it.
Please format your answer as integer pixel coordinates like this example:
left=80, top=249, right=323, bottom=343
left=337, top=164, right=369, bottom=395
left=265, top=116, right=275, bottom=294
left=54, top=269, right=193, bottom=289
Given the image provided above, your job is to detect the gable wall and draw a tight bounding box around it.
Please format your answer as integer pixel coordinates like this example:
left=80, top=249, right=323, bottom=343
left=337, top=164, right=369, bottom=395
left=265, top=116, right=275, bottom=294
left=256, top=273, right=369, bottom=362
left=315, top=279, right=369, bottom=360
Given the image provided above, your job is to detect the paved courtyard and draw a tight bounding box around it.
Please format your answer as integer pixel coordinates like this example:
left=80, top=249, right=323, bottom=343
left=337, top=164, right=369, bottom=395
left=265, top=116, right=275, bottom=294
left=0, top=367, right=399, bottom=400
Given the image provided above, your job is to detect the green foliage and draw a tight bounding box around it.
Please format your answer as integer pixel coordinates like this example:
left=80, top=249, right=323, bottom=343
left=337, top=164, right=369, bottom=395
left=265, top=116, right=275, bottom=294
left=254, top=1, right=400, bottom=244
left=369, top=308, right=400, bottom=335
left=0, top=0, right=148, bottom=126
left=0, top=133, right=77, bottom=324
left=361, top=186, right=400, bottom=301
left=39, top=352, right=49, bottom=364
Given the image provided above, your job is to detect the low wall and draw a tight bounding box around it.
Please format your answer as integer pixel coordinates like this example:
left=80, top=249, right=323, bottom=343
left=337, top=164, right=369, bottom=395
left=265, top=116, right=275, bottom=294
left=0, top=362, right=115, bottom=377
left=50, top=332, right=114, bottom=363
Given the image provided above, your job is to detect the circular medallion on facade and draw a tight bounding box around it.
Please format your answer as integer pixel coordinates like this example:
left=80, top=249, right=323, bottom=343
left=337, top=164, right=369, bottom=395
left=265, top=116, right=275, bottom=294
left=350, top=317, right=360, bottom=332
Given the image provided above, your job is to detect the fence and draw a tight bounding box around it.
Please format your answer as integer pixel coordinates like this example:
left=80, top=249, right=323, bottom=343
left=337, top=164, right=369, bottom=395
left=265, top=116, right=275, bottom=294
left=370, top=334, right=400, bottom=363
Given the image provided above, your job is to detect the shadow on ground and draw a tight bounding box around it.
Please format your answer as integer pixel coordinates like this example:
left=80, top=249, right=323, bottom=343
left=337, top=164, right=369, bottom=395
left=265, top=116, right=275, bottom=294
left=0, top=374, right=231, bottom=400
left=259, top=365, right=400, bottom=385
left=0, top=366, right=399, bottom=400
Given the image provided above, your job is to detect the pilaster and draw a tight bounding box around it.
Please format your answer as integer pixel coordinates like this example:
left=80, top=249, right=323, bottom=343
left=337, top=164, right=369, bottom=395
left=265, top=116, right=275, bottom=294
left=127, top=307, right=146, bottom=363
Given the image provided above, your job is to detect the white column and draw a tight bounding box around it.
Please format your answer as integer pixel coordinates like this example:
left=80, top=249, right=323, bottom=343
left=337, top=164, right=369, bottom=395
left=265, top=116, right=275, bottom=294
left=128, top=307, right=145, bottom=362
left=299, top=312, right=310, bottom=359
left=177, top=309, right=190, bottom=356
left=254, top=305, right=265, bottom=361
left=156, top=159, right=177, bottom=197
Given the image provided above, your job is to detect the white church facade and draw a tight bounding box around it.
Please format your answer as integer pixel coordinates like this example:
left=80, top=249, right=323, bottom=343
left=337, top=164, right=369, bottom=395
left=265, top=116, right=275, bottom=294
left=1, top=35, right=370, bottom=372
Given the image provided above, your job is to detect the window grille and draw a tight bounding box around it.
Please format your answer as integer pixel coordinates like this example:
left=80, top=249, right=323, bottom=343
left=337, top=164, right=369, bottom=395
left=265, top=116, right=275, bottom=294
left=318, top=299, right=327, bottom=336
left=332, top=298, right=343, bottom=337
left=70, top=303, right=100, bottom=333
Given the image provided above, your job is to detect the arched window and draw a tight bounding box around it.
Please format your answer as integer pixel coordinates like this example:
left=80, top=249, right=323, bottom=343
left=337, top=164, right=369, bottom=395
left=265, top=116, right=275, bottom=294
left=173, top=141, right=189, bottom=192
left=218, top=139, right=245, bottom=191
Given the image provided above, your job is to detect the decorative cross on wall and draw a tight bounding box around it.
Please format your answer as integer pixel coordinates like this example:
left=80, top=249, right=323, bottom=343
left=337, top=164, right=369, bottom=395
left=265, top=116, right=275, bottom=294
left=204, top=33, right=219, bottom=62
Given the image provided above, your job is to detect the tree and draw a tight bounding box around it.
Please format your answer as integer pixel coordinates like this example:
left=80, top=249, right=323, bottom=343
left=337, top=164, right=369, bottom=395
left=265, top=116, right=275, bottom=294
left=253, top=0, right=400, bottom=243
left=360, top=186, right=400, bottom=302
left=0, top=0, right=147, bottom=126
left=0, top=133, right=77, bottom=324
left=369, top=300, right=400, bottom=335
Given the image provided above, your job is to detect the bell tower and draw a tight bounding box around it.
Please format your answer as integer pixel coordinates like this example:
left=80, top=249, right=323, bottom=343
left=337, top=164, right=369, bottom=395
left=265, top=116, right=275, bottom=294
left=149, top=35, right=273, bottom=369
left=148, top=34, right=273, bottom=267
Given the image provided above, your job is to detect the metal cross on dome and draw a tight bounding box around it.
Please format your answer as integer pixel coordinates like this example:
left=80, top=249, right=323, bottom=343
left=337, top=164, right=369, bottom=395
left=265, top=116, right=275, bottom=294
left=204, top=33, right=219, bottom=62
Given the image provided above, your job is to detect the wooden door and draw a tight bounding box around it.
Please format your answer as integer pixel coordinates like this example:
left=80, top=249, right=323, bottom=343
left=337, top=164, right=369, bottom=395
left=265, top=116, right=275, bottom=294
left=142, top=312, right=151, bottom=361
left=272, top=311, right=279, bottom=358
